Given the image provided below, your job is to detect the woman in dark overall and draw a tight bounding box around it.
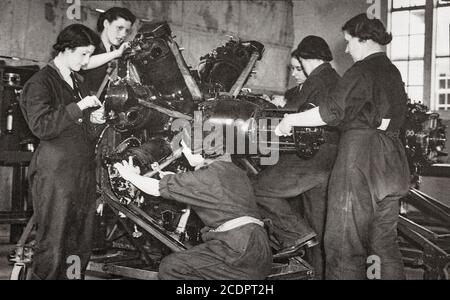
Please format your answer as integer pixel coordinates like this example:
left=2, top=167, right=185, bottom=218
left=276, top=14, right=410, bottom=280
left=20, top=24, right=104, bottom=280
left=114, top=135, right=272, bottom=280
left=79, top=7, right=136, bottom=253
left=81, top=7, right=136, bottom=97
left=254, top=36, right=340, bottom=279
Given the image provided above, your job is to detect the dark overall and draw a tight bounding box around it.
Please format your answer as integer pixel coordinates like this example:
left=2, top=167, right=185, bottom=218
left=254, top=63, right=340, bottom=279
left=20, top=63, right=98, bottom=280
left=158, top=161, right=273, bottom=280
left=319, top=53, right=410, bottom=280
left=80, top=42, right=110, bottom=98
left=79, top=41, right=113, bottom=253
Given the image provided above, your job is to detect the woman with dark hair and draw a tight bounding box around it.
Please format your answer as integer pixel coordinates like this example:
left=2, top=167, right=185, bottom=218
left=254, top=36, right=340, bottom=279
left=114, top=136, right=272, bottom=280
left=80, top=7, right=137, bottom=255
left=20, top=24, right=103, bottom=280
left=276, top=13, right=410, bottom=280
left=281, top=55, right=306, bottom=109
left=81, top=7, right=136, bottom=97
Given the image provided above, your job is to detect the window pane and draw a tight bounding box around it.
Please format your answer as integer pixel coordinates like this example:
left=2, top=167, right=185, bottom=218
left=391, top=36, right=409, bottom=59
left=393, top=61, right=408, bottom=84
left=392, top=11, right=410, bottom=35
left=408, top=60, right=424, bottom=86
left=393, top=0, right=411, bottom=9
left=409, top=34, right=425, bottom=58
left=436, top=58, right=450, bottom=80
left=435, top=58, right=450, bottom=110
left=436, top=6, right=450, bottom=56
left=410, top=10, right=425, bottom=35
left=409, top=0, right=425, bottom=7
left=407, top=86, right=423, bottom=103
left=393, top=0, right=425, bottom=9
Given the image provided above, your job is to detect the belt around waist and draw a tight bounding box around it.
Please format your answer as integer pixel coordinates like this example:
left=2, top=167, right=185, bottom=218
left=344, top=128, right=400, bottom=138
left=383, top=130, right=400, bottom=138
left=211, top=216, right=264, bottom=233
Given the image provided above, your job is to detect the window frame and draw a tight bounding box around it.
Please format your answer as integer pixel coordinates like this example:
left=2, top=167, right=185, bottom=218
left=388, top=1, right=427, bottom=105
left=434, top=1, right=450, bottom=112
left=388, top=0, right=450, bottom=116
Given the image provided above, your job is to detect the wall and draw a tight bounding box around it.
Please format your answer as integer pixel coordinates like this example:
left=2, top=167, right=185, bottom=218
left=0, top=0, right=295, bottom=94
left=292, top=0, right=388, bottom=79
left=0, top=0, right=392, bottom=94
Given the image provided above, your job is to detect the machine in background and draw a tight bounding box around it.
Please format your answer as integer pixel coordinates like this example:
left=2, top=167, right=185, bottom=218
left=0, top=62, right=38, bottom=247
left=399, top=102, right=449, bottom=279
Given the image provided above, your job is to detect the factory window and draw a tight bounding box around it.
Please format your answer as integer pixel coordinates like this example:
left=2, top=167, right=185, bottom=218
left=435, top=3, right=450, bottom=111
left=389, top=0, right=450, bottom=112
left=390, top=0, right=426, bottom=103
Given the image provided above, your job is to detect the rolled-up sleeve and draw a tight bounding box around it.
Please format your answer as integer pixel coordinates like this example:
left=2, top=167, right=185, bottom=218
left=21, top=81, right=82, bottom=141
left=319, top=66, right=369, bottom=127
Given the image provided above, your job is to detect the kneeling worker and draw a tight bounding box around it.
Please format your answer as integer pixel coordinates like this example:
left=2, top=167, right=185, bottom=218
left=114, top=128, right=273, bottom=280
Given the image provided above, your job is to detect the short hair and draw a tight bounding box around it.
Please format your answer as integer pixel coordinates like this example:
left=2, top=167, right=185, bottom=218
left=97, top=7, right=137, bottom=32
left=291, top=35, right=333, bottom=62
left=53, top=24, right=100, bottom=53
left=342, top=13, right=392, bottom=45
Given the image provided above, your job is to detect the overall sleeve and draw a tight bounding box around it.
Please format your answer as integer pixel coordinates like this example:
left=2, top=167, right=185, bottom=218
left=73, top=72, right=107, bottom=142
left=303, top=79, right=329, bottom=107
left=82, top=108, right=107, bottom=142
left=284, top=86, right=302, bottom=110
left=285, top=80, right=322, bottom=110
left=159, top=169, right=218, bottom=209
left=21, top=80, right=82, bottom=141
left=380, top=69, right=407, bottom=121
left=319, top=66, right=372, bottom=127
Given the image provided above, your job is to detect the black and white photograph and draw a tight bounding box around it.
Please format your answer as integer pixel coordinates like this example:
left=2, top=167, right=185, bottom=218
left=0, top=0, right=449, bottom=284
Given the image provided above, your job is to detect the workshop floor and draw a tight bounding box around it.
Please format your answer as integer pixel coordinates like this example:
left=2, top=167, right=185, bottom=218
left=0, top=225, right=14, bottom=280
left=0, top=223, right=426, bottom=281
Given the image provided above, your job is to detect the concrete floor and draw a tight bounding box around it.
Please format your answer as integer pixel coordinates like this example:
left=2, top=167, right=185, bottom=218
left=0, top=227, right=428, bottom=280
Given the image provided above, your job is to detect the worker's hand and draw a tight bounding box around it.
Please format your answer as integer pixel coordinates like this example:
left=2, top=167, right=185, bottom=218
left=275, top=114, right=293, bottom=137
left=114, top=156, right=141, bottom=181
left=150, top=162, right=175, bottom=179
left=271, top=95, right=287, bottom=108
left=117, top=42, right=131, bottom=57
left=90, top=103, right=106, bottom=124
left=200, top=226, right=213, bottom=234
left=77, top=95, right=102, bottom=111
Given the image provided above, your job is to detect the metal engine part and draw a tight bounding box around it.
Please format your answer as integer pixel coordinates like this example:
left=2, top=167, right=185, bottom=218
left=402, top=102, right=447, bottom=175
left=198, top=39, right=264, bottom=98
